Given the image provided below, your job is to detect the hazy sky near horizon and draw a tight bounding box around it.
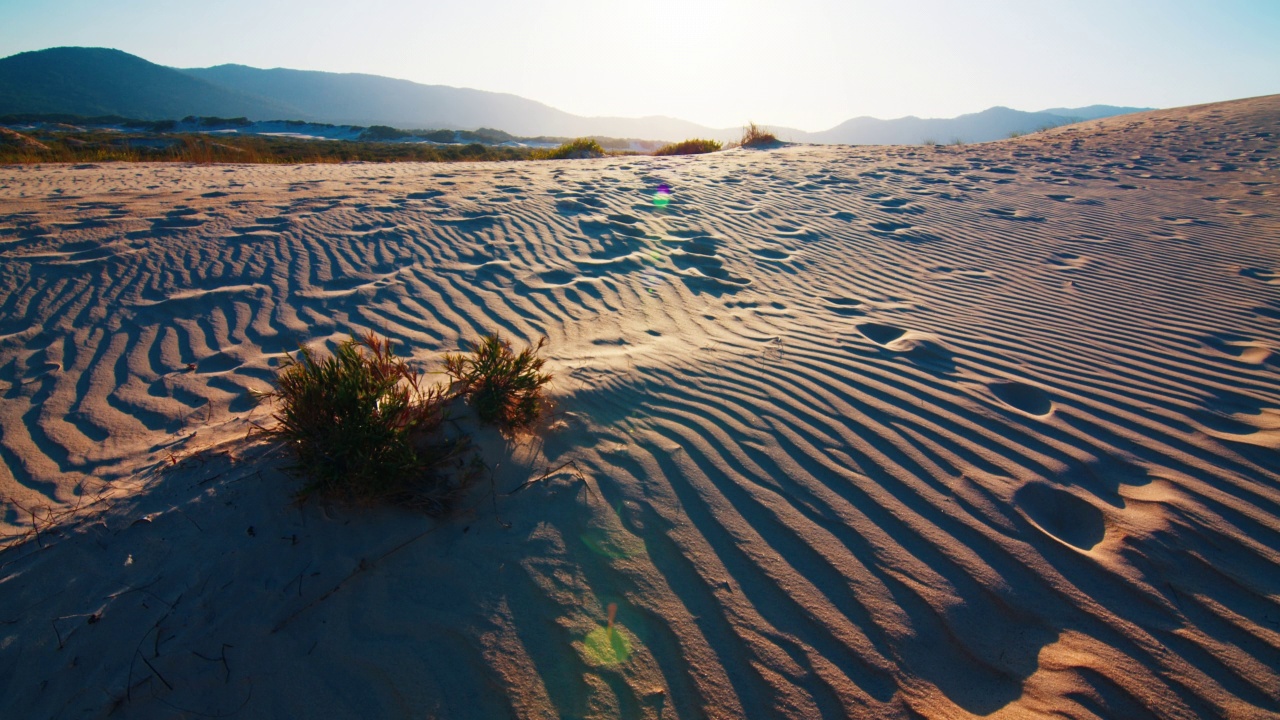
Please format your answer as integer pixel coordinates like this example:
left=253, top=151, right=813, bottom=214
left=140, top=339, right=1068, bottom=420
left=1, top=0, right=1277, bottom=130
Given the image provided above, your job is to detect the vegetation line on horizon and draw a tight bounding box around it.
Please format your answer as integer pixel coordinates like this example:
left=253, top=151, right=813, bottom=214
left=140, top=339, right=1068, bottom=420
left=0, top=116, right=753, bottom=164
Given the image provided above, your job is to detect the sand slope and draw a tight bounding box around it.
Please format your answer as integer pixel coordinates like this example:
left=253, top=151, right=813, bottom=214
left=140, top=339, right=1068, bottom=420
left=1, top=96, right=1278, bottom=718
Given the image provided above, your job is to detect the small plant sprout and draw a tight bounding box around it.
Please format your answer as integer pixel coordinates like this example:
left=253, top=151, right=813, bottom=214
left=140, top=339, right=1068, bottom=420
left=445, top=333, right=553, bottom=432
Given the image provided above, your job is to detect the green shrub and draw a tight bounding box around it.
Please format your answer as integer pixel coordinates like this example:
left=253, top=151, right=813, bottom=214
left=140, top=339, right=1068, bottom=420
left=445, top=333, right=552, bottom=431
left=253, top=333, right=459, bottom=504
left=421, top=129, right=456, bottom=143
left=653, top=138, right=722, bottom=156
left=464, top=127, right=516, bottom=143
left=536, top=138, right=606, bottom=160
left=197, top=116, right=251, bottom=127
left=360, top=125, right=412, bottom=141
left=739, top=121, right=778, bottom=148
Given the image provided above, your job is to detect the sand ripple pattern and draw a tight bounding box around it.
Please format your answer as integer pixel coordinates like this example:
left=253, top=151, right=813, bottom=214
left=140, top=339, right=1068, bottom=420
left=1, top=97, right=1279, bottom=718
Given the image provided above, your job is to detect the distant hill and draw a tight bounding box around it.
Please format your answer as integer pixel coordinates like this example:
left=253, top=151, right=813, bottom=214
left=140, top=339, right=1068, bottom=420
left=183, top=64, right=588, bottom=134
left=181, top=64, right=718, bottom=139
left=0, top=47, right=300, bottom=120
left=797, top=105, right=1152, bottom=145
left=1038, top=105, right=1151, bottom=121
left=0, top=47, right=1152, bottom=144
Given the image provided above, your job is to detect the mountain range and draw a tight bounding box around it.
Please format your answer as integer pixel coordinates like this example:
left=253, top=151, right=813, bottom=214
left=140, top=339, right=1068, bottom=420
left=0, top=47, right=1151, bottom=144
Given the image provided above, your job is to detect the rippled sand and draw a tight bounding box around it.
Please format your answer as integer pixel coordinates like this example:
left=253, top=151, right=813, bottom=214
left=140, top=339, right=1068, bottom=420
left=1, top=96, right=1278, bottom=718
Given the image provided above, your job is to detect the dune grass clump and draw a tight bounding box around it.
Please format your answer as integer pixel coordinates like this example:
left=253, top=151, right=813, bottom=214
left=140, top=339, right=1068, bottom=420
left=739, top=121, right=778, bottom=148
left=653, top=138, right=722, bottom=156
left=253, top=333, right=459, bottom=504
left=445, top=333, right=552, bottom=431
left=536, top=138, right=606, bottom=160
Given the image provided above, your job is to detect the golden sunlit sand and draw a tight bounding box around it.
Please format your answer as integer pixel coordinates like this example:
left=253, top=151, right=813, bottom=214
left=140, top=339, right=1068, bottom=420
left=1, top=96, right=1278, bottom=718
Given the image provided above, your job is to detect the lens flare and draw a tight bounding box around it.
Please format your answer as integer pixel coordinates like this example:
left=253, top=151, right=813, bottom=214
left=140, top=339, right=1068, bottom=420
left=582, top=603, right=633, bottom=665
left=653, top=183, right=671, bottom=208
left=640, top=268, right=665, bottom=296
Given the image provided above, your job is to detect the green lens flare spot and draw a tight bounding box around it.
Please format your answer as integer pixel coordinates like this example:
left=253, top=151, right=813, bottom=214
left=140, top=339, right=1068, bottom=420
left=581, top=530, right=644, bottom=560
left=653, top=184, right=672, bottom=207
left=583, top=625, right=633, bottom=665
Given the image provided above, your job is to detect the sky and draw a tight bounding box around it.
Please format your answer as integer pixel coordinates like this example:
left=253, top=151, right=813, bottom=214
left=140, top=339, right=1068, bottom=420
left=1, top=0, right=1278, bottom=131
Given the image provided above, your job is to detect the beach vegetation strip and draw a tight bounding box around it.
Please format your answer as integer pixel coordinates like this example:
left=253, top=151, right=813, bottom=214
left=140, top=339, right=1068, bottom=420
left=0, top=130, right=537, bottom=164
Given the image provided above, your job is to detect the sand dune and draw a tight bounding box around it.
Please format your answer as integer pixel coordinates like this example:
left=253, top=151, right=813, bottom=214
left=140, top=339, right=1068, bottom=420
left=1, top=96, right=1278, bottom=718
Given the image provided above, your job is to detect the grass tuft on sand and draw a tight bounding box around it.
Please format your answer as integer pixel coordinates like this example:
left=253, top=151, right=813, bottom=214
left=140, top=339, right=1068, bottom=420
left=535, top=138, right=607, bottom=160
left=739, top=121, right=778, bottom=148
left=653, top=138, right=722, bottom=156
left=445, top=333, right=553, bottom=432
left=252, top=332, right=463, bottom=506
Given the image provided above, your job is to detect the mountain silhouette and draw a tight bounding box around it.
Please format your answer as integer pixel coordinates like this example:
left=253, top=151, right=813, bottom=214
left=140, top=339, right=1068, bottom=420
left=0, top=47, right=300, bottom=120
left=0, top=47, right=1150, bottom=143
left=802, top=106, right=1145, bottom=145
